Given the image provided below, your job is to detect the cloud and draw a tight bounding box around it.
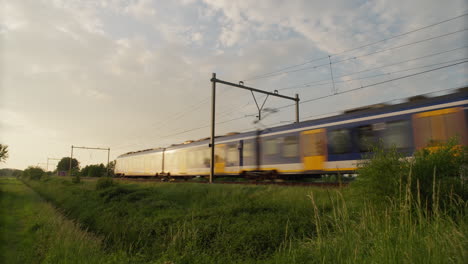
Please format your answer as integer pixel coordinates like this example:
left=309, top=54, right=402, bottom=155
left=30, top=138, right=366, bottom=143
left=124, top=0, right=157, bottom=19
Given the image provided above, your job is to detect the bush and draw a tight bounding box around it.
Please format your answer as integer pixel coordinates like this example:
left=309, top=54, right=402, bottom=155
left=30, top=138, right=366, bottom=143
left=353, top=140, right=468, bottom=208
left=71, top=175, right=81, bottom=184
left=22, top=166, right=45, bottom=180
left=353, top=145, right=408, bottom=203
left=411, top=140, right=468, bottom=206
left=96, top=177, right=115, bottom=190
left=81, top=164, right=107, bottom=177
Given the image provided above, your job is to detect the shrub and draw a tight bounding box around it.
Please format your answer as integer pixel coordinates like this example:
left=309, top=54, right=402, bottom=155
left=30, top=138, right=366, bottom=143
left=81, top=164, right=107, bottom=177
left=353, top=140, right=468, bottom=208
left=71, top=175, right=81, bottom=184
left=353, top=145, right=408, bottom=203
left=22, top=166, right=45, bottom=180
left=96, top=177, right=115, bottom=190
left=410, top=140, right=468, bottom=206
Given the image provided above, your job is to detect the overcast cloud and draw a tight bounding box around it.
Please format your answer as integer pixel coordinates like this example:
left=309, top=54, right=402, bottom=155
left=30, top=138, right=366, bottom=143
left=1, top=0, right=467, bottom=169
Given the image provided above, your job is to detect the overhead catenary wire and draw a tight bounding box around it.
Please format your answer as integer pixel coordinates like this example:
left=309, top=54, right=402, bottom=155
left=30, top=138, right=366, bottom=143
left=128, top=60, right=467, bottom=144
left=114, top=49, right=467, bottom=152
left=300, top=85, right=468, bottom=121
left=277, top=45, right=468, bottom=91
left=279, top=57, right=468, bottom=91
left=113, top=14, right=468, bottom=152
left=243, top=12, right=468, bottom=81
left=261, top=84, right=468, bottom=129
left=246, top=29, right=468, bottom=81
left=158, top=56, right=468, bottom=142
left=275, top=60, right=468, bottom=110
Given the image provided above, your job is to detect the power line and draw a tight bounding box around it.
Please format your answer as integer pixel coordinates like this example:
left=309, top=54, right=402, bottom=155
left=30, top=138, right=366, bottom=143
left=243, top=12, right=468, bottom=81
left=278, top=45, right=468, bottom=91
left=280, top=57, right=468, bottom=91
left=332, top=28, right=467, bottom=64
left=276, top=60, right=468, bottom=110
left=300, top=85, right=467, bottom=121
left=246, top=29, right=467, bottom=80
left=157, top=115, right=254, bottom=139
left=158, top=60, right=467, bottom=139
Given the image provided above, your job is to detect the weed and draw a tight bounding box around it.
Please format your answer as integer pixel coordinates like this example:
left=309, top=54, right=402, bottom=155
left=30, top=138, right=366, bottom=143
left=96, top=177, right=115, bottom=190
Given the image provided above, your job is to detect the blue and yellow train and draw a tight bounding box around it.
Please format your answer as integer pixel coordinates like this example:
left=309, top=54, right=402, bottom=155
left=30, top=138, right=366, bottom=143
left=115, top=88, right=468, bottom=178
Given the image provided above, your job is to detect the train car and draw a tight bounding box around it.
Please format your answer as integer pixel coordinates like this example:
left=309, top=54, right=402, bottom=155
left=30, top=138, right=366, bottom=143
left=114, top=148, right=164, bottom=177
left=115, top=88, right=468, bottom=178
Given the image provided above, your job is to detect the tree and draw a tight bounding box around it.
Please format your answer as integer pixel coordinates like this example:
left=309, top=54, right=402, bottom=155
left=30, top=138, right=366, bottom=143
left=81, top=163, right=106, bottom=177
left=0, top=168, right=22, bottom=177
left=0, top=144, right=9, bottom=163
left=56, top=157, right=79, bottom=174
left=23, top=166, right=45, bottom=180
left=106, top=160, right=116, bottom=177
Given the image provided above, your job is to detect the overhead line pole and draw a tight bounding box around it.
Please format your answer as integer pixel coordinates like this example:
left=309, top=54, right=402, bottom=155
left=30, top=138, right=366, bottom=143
left=210, top=73, right=216, bottom=185
left=209, top=73, right=300, bottom=184
left=68, top=146, right=111, bottom=177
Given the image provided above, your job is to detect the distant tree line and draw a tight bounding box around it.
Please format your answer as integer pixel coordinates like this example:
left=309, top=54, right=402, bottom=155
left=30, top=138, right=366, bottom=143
left=0, top=168, right=22, bottom=177
left=0, top=145, right=114, bottom=180
left=55, top=157, right=115, bottom=177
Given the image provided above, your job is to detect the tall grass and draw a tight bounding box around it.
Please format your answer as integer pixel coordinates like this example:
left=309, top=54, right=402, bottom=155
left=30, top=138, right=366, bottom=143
left=0, top=178, right=132, bottom=264
left=304, top=141, right=468, bottom=263
left=20, top=142, right=467, bottom=263
left=305, top=184, right=467, bottom=263
left=24, top=177, right=331, bottom=263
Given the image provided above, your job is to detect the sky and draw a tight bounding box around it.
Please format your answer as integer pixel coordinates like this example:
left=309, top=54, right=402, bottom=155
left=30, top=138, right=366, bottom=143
left=1, top=0, right=467, bottom=170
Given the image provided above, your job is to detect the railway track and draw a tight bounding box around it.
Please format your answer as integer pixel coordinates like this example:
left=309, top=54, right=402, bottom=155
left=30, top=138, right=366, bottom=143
left=113, top=177, right=348, bottom=187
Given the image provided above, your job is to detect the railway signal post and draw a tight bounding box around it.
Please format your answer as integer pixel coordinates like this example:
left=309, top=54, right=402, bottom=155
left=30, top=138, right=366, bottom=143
left=209, top=73, right=300, bottom=184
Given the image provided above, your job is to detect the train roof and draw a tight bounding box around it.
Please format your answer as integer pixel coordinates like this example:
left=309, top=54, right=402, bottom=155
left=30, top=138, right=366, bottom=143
left=117, top=87, right=468, bottom=158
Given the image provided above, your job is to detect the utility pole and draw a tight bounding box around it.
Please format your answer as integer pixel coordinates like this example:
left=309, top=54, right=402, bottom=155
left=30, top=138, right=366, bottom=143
left=69, top=145, right=74, bottom=176
left=210, top=73, right=216, bottom=184
left=209, top=73, right=300, bottom=184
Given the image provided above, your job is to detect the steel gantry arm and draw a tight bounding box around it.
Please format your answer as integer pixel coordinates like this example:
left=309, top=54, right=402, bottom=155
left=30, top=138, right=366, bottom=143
left=209, top=73, right=300, bottom=183
left=69, top=145, right=111, bottom=177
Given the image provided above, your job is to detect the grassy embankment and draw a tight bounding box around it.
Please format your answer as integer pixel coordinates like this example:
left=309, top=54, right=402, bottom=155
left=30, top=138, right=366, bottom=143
left=15, top=141, right=467, bottom=263
left=0, top=177, right=133, bottom=264
left=24, top=177, right=323, bottom=263
left=23, top=170, right=467, bottom=263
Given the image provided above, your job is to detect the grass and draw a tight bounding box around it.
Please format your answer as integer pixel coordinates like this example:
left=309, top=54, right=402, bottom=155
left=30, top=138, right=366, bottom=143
left=0, top=177, right=135, bottom=264
left=23, top=176, right=335, bottom=263
left=17, top=141, right=468, bottom=264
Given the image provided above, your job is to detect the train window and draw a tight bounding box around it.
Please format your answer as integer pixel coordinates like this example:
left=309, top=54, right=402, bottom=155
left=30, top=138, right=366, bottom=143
left=303, top=133, right=325, bottom=156
left=243, top=142, right=254, bottom=158
left=196, top=149, right=204, bottom=167
left=226, top=145, right=238, bottom=166
left=383, top=120, right=411, bottom=149
left=283, top=136, right=299, bottom=157
left=329, top=129, right=352, bottom=154
left=187, top=150, right=195, bottom=167
left=265, top=138, right=279, bottom=156
left=357, top=125, right=377, bottom=152
left=202, top=149, right=210, bottom=167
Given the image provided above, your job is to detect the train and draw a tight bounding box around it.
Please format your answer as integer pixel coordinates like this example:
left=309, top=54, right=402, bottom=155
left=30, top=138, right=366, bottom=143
left=115, top=87, right=468, bottom=179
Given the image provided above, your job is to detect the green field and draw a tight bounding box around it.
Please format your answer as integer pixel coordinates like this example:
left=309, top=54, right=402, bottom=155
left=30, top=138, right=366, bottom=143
left=0, top=178, right=132, bottom=264
left=12, top=173, right=466, bottom=264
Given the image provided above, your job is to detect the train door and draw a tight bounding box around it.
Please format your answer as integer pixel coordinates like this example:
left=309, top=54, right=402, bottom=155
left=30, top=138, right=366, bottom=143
left=178, top=150, right=187, bottom=175
left=301, top=129, right=327, bottom=171
left=214, top=144, right=225, bottom=174
left=413, top=107, right=467, bottom=149
left=225, top=142, right=240, bottom=174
